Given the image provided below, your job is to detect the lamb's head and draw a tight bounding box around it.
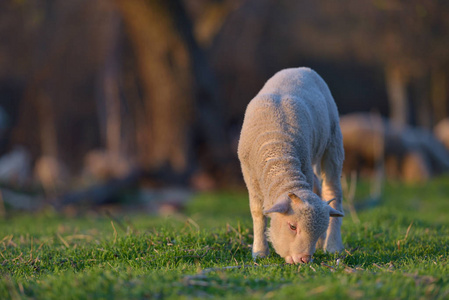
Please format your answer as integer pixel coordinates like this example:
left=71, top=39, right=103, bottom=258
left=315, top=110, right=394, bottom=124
left=264, top=191, right=343, bottom=264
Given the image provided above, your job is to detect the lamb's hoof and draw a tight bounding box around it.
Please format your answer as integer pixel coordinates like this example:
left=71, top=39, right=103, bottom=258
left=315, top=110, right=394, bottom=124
left=252, top=250, right=269, bottom=260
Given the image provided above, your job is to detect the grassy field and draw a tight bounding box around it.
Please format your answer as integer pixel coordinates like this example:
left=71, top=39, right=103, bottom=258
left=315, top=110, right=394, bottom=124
left=1, top=178, right=449, bottom=299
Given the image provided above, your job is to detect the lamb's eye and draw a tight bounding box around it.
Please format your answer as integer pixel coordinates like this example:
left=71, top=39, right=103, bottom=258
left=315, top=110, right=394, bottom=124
left=289, top=224, right=297, bottom=231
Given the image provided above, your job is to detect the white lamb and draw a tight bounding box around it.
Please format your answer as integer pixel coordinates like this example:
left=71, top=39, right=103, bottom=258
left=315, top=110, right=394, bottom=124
left=238, top=67, right=345, bottom=264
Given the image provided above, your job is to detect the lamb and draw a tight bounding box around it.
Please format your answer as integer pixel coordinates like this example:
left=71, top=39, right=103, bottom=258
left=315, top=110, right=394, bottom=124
left=237, top=67, right=345, bottom=264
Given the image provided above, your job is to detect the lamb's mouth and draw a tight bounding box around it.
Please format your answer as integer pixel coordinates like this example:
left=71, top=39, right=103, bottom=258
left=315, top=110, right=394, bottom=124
left=285, top=255, right=314, bottom=264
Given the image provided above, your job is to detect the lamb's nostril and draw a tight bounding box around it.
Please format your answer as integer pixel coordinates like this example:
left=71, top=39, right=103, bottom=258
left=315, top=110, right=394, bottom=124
left=301, top=255, right=311, bottom=264
left=285, top=256, right=294, bottom=264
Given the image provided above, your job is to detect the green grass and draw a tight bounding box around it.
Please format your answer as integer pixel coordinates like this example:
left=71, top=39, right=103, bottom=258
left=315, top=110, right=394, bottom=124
left=1, top=179, right=449, bottom=299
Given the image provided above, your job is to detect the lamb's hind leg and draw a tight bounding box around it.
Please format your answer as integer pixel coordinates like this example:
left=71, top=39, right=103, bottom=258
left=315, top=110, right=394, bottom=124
left=320, top=142, right=345, bottom=253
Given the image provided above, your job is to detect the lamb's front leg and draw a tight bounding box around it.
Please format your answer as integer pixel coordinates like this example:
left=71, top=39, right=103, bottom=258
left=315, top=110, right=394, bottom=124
left=321, top=149, right=345, bottom=253
left=322, top=188, right=344, bottom=253
left=241, top=165, right=269, bottom=259
left=250, top=196, right=269, bottom=259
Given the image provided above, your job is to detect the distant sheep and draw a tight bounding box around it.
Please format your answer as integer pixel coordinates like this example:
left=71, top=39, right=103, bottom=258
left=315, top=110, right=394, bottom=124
left=340, top=113, right=449, bottom=182
left=434, top=118, right=449, bottom=150
left=238, top=67, right=344, bottom=264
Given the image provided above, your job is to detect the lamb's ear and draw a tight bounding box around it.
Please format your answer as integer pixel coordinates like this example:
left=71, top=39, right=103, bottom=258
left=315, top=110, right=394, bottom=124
left=326, top=198, right=336, bottom=205
left=263, top=199, right=290, bottom=215
left=328, top=206, right=344, bottom=217
left=288, top=192, right=303, bottom=205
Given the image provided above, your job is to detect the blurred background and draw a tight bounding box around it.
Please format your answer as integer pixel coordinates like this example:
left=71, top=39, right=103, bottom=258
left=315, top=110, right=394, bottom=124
left=1, top=0, right=449, bottom=213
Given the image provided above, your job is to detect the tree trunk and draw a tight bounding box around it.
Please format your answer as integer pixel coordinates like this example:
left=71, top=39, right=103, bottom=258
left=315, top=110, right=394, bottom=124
left=116, top=0, right=194, bottom=175
left=431, top=67, right=448, bottom=124
left=167, top=0, right=229, bottom=165
left=95, top=7, right=123, bottom=158
left=385, top=65, right=409, bottom=128
left=414, top=76, right=432, bottom=129
left=38, top=93, right=59, bottom=158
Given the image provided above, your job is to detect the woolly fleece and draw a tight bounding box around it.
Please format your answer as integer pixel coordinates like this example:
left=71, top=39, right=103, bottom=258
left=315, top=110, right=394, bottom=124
left=238, top=67, right=345, bottom=263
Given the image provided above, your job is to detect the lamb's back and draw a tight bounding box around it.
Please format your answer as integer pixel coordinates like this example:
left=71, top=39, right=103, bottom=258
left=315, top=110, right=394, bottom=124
left=238, top=68, right=337, bottom=165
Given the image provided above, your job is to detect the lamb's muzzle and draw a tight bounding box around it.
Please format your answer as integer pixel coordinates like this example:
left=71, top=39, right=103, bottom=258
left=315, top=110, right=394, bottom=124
left=285, top=254, right=313, bottom=264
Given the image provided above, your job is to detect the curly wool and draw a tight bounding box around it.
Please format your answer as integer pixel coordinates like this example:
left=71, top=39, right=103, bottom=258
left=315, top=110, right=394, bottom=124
left=238, top=67, right=345, bottom=260
left=238, top=67, right=341, bottom=207
left=290, top=190, right=330, bottom=237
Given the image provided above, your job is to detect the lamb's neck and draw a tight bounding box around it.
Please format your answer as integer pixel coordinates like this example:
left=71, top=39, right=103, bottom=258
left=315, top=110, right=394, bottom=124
left=260, top=156, right=311, bottom=206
